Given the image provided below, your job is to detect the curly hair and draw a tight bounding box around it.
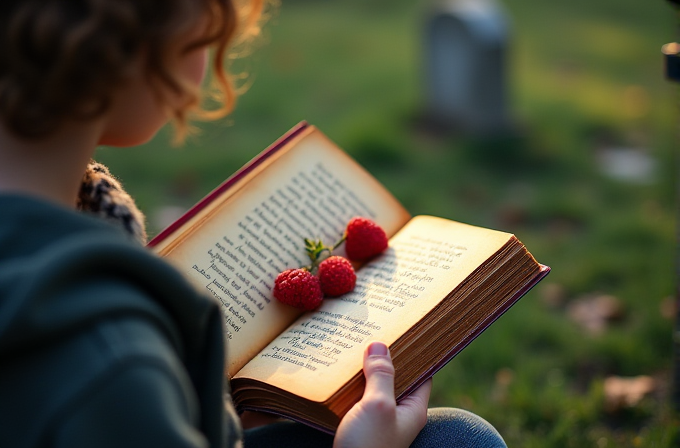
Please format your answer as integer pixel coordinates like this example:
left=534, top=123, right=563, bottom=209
left=0, top=0, right=264, bottom=140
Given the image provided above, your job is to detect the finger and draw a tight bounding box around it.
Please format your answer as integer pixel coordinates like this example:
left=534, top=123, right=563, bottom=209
left=362, top=342, right=395, bottom=403
left=404, top=379, right=432, bottom=404
left=394, top=379, right=432, bottom=439
left=398, top=379, right=432, bottom=412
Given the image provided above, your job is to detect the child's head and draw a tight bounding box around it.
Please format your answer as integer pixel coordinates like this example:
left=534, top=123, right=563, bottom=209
left=0, top=0, right=264, bottom=144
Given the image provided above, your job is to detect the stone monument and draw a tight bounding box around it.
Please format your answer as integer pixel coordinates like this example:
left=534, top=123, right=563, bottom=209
left=424, top=0, right=510, bottom=134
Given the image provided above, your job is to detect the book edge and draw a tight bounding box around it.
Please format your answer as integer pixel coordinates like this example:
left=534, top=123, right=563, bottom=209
left=396, top=264, right=551, bottom=401
left=234, top=266, right=551, bottom=435
left=147, top=121, right=310, bottom=247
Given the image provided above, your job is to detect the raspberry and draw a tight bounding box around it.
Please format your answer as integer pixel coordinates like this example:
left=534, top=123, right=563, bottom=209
left=344, top=217, right=388, bottom=261
left=273, top=269, right=323, bottom=310
left=318, top=256, right=356, bottom=297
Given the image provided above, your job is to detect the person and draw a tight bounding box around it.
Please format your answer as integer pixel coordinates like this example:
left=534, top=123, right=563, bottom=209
left=0, top=1, right=507, bottom=447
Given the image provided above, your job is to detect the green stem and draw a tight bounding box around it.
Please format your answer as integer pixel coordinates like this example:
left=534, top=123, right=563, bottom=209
left=332, top=233, right=347, bottom=251
left=307, top=247, right=332, bottom=274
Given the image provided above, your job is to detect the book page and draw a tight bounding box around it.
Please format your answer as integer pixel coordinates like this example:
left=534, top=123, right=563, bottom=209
left=232, top=216, right=513, bottom=401
left=162, top=128, right=411, bottom=376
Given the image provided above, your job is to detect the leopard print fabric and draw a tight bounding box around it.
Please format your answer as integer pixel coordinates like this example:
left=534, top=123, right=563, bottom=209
left=76, top=161, right=147, bottom=245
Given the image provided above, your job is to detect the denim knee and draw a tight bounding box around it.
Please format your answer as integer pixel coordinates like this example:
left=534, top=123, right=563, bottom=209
left=410, top=407, right=507, bottom=448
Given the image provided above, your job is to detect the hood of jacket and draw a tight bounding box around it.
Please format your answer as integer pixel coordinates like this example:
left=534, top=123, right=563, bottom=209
left=0, top=193, right=234, bottom=447
left=0, top=194, right=224, bottom=377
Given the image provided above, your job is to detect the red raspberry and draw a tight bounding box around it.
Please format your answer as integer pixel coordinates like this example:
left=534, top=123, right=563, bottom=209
left=344, top=217, right=388, bottom=261
left=273, top=269, right=323, bottom=310
left=318, top=256, right=356, bottom=297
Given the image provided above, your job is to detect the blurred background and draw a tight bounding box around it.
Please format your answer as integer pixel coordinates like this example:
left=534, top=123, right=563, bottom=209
left=96, top=0, right=678, bottom=445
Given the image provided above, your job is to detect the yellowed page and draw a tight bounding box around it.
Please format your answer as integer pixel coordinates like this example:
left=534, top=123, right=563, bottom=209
left=162, top=128, right=411, bottom=376
left=233, top=216, right=513, bottom=401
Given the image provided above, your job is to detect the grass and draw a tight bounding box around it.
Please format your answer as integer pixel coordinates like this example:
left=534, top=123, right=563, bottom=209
left=95, top=0, right=679, bottom=445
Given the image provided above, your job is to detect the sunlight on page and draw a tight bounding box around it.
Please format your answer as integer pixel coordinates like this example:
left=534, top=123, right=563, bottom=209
left=234, top=216, right=513, bottom=402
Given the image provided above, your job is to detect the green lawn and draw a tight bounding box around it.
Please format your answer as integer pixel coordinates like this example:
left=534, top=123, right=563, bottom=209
left=96, top=0, right=679, bottom=445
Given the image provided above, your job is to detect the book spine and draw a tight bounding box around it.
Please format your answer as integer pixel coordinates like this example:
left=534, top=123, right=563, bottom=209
left=235, top=405, right=337, bottom=435
left=147, top=121, right=310, bottom=247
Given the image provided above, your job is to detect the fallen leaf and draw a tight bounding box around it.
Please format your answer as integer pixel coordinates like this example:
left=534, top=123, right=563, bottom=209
left=567, top=294, right=624, bottom=335
left=603, top=375, right=656, bottom=412
left=659, top=296, right=677, bottom=320
left=539, top=282, right=567, bottom=308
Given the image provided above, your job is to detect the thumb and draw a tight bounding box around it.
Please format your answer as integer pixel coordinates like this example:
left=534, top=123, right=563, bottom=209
left=362, top=342, right=396, bottom=403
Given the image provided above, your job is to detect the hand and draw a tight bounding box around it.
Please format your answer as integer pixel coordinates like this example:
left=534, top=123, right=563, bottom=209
left=333, top=342, right=432, bottom=448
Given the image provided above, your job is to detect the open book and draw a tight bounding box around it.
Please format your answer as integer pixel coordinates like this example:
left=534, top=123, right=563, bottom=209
left=148, top=122, right=550, bottom=433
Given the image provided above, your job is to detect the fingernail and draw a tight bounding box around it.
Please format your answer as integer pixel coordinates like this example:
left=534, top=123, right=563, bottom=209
left=367, top=342, right=388, bottom=356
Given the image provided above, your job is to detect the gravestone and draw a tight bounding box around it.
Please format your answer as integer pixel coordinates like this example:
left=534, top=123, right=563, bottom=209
left=424, top=0, right=510, bottom=134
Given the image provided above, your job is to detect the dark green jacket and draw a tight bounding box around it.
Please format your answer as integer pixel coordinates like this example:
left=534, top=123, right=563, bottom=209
left=0, top=195, right=242, bottom=448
